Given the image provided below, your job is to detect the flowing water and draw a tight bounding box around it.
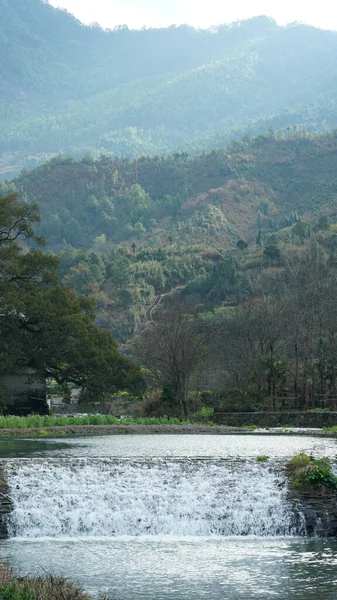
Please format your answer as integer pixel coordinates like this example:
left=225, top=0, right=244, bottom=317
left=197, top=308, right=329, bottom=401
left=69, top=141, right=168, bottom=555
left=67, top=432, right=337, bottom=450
left=1, top=434, right=337, bottom=598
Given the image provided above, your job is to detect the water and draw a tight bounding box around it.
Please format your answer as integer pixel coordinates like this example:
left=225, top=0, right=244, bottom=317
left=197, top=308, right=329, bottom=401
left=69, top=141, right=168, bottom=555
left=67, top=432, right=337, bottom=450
left=1, top=434, right=337, bottom=598
left=5, top=458, right=297, bottom=538
left=2, top=433, right=337, bottom=459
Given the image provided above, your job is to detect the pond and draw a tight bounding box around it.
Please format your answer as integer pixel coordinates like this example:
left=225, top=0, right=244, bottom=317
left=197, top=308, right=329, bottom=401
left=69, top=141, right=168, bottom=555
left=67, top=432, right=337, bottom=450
left=1, top=434, right=337, bottom=599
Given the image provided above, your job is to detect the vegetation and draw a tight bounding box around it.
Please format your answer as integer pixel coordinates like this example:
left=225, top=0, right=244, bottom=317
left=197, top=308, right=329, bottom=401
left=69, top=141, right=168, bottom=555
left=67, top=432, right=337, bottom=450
left=3, top=131, right=337, bottom=349
left=324, top=426, right=337, bottom=432
left=256, top=456, right=269, bottom=462
left=286, top=453, right=337, bottom=489
left=0, top=415, right=189, bottom=429
left=2, top=3, right=337, bottom=176
left=137, top=300, right=206, bottom=419
left=5, top=133, right=337, bottom=415
left=0, top=567, right=108, bottom=600
left=0, top=191, right=145, bottom=414
left=10, top=132, right=337, bottom=253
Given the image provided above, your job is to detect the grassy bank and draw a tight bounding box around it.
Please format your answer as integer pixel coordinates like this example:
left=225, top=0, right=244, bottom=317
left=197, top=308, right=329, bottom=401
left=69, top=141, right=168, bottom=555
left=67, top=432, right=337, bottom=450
left=0, top=415, right=189, bottom=429
left=0, top=567, right=107, bottom=600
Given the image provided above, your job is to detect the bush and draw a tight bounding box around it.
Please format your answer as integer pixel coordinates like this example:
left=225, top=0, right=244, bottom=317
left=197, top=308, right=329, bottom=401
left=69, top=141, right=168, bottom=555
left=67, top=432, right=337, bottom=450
left=192, top=406, right=214, bottom=423
left=215, top=388, right=262, bottom=413
left=286, top=453, right=337, bottom=489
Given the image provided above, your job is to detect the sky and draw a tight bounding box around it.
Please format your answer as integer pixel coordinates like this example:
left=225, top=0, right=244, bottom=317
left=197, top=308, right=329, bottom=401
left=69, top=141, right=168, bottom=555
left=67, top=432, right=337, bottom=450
left=48, top=0, right=337, bottom=31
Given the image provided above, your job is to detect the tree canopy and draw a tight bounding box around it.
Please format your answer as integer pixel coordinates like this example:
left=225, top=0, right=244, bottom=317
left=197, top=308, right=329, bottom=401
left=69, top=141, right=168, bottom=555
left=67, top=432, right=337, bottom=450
left=0, top=192, right=145, bottom=403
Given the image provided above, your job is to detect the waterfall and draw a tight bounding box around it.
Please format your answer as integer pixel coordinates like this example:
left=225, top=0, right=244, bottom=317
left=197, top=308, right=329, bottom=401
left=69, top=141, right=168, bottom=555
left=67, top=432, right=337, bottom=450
left=4, top=458, right=302, bottom=539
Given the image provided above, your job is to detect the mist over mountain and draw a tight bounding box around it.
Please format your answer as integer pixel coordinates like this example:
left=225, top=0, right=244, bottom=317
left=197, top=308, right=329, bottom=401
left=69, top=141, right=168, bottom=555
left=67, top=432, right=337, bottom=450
left=2, top=0, right=337, bottom=176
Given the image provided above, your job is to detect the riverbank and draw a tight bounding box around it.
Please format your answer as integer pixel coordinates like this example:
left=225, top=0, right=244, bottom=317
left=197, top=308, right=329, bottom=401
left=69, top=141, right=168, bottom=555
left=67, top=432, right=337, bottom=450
left=0, top=566, right=108, bottom=600
left=0, top=423, right=335, bottom=437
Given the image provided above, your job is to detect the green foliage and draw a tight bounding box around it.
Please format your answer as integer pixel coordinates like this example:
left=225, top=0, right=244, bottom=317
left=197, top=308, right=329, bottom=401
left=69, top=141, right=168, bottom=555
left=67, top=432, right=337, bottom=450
left=286, top=453, right=337, bottom=489
left=193, top=406, right=214, bottom=423
left=0, top=582, right=35, bottom=600
left=237, top=239, right=248, bottom=251
left=0, top=567, right=108, bottom=600
left=263, top=244, right=281, bottom=261
left=0, top=414, right=191, bottom=429
left=0, top=192, right=145, bottom=407
left=256, top=455, right=269, bottom=462
left=2, top=7, right=337, bottom=176
left=216, top=389, right=261, bottom=413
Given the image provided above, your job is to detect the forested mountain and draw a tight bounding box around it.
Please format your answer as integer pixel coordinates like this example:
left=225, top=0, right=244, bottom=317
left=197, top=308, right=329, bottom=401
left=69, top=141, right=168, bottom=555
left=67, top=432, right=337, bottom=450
left=11, top=132, right=337, bottom=251
left=2, top=0, right=337, bottom=176
left=3, top=131, right=336, bottom=347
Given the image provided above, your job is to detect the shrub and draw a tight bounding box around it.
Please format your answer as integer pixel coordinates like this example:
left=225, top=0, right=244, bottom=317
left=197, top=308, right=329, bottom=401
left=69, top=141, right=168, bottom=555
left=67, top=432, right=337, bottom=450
left=257, top=455, right=269, bottom=462
left=286, top=453, right=337, bottom=489
left=215, top=388, right=262, bottom=413
left=193, top=406, right=214, bottom=423
left=0, top=567, right=111, bottom=600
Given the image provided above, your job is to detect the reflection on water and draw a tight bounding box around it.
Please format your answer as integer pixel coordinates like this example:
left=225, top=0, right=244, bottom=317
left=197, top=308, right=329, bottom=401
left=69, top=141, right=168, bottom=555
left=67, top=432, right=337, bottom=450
left=0, top=438, right=73, bottom=458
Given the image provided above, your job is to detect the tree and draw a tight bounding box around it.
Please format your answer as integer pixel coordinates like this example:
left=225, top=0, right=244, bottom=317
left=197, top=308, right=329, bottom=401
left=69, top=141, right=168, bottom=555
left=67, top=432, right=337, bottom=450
left=0, top=192, right=145, bottom=406
left=138, top=299, right=206, bottom=418
left=264, top=244, right=281, bottom=261
left=236, top=239, right=248, bottom=251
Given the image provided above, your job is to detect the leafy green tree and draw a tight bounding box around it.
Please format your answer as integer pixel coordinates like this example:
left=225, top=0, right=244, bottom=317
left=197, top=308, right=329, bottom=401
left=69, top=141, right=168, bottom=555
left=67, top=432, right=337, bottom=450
left=236, top=239, right=248, bottom=251
left=264, top=244, right=281, bottom=261
left=0, top=192, right=145, bottom=404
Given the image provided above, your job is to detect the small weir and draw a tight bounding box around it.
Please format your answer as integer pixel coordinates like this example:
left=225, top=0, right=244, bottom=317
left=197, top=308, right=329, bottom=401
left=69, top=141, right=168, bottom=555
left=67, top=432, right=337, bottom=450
left=4, top=458, right=304, bottom=538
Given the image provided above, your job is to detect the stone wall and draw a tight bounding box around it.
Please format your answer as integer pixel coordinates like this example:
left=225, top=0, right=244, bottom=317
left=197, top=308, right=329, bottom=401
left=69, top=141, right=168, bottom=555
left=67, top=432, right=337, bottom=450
left=214, top=411, right=337, bottom=428
left=290, top=486, right=337, bottom=537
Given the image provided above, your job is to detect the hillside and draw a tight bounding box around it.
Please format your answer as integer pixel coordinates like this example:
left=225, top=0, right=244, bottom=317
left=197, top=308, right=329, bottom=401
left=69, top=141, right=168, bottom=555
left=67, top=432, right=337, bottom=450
left=2, top=2, right=337, bottom=175
left=11, top=132, right=337, bottom=252
left=2, top=131, right=335, bottom=345
left=5, top=132, right=337, bottom=412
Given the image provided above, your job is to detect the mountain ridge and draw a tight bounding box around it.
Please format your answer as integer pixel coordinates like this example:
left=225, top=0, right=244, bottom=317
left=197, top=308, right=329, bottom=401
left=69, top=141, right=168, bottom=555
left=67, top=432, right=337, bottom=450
left=10, top=131, right=337, bottom=253
left=2, top=2, right=337, bottom=175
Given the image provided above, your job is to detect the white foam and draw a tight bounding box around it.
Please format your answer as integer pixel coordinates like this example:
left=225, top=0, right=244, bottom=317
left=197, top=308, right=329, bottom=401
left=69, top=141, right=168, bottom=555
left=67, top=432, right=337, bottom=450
left=5, top=458, right=302, bottom=539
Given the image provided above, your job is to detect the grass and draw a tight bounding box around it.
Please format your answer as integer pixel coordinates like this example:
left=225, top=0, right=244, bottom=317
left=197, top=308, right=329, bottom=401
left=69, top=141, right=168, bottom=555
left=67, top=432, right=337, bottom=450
left=0, top=567, right=109, bottom=600
left=286, top=453, right=337, bottom=489
left=256, top=455, right=269, bottom=462
left=0, top=414, right=190, bottom=430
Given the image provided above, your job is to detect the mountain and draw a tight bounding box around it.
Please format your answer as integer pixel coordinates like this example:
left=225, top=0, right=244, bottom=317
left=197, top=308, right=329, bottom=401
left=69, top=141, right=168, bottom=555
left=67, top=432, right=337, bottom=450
left=11, top=131, right=337, bottom=252
left=2, top=1, right=337, bottom=176
left=4, top=130, right=337, bottom=349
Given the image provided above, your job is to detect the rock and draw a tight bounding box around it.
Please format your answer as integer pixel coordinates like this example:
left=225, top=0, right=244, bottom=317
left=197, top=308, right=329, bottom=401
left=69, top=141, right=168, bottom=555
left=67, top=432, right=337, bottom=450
left=290, top=486, right=337, bottom=536
left=0, top=461, right=13, bottom=539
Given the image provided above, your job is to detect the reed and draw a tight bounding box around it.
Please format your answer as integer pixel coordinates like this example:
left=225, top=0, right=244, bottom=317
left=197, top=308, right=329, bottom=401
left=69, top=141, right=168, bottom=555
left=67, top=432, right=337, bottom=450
left=0, top=567, right=109, bottom=600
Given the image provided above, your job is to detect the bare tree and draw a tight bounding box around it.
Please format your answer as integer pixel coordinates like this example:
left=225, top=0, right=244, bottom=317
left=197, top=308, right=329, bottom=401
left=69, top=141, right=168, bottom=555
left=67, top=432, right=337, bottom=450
left=138, top=299, right=206, bottom=419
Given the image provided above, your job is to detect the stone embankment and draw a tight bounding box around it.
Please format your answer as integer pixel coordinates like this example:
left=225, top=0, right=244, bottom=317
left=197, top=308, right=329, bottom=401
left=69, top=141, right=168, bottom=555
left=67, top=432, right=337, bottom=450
left=290, top=487, right=337, bottom=536
left=215, top=411, right=337, bottom=428
left=0, top=461, right=12, bottom=538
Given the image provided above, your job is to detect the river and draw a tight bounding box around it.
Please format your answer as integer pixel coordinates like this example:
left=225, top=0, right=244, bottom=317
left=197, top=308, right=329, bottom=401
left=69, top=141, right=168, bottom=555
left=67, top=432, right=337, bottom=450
left=1, top=434, right=337, bottom=599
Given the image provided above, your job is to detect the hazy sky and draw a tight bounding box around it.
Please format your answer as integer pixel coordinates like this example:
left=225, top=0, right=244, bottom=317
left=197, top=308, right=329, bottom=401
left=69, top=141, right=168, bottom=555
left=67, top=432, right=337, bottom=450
left=48, top=0, right=337, bottom=31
